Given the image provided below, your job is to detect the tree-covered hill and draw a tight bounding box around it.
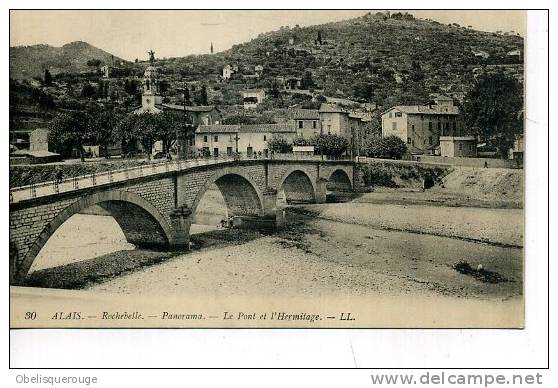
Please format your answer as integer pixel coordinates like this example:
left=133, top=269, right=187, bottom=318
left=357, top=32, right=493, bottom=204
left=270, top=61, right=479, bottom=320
left=159, top=11, right=523, bottom=107
left=9, top=41, right=126, bottom=79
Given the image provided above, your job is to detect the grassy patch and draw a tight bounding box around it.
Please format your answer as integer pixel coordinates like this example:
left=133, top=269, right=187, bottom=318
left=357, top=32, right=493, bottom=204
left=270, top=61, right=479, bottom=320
left=358, top=161, right=452, bottom=189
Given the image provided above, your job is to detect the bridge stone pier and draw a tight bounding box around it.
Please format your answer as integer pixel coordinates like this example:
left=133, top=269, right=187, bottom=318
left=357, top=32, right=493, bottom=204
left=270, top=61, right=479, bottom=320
left=9, top=159, right=355, bottom=284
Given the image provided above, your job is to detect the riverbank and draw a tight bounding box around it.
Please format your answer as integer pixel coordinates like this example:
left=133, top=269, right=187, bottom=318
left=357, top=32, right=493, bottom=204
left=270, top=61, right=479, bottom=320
left=26, top=205, right=523, bottom=301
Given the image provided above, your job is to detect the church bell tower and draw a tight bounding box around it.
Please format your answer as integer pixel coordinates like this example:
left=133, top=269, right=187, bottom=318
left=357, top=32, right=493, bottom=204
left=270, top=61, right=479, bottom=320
left=141, top=50, right=163, bottom=112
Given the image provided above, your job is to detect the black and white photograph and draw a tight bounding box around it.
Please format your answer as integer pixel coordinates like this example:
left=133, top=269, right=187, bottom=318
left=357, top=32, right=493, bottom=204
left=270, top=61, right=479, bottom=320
left=9, top=9, right=529, bottom=329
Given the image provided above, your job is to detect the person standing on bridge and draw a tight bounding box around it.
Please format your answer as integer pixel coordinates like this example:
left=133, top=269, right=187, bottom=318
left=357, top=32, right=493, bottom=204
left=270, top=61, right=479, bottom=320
left=55, top=168, right=64, bottom=185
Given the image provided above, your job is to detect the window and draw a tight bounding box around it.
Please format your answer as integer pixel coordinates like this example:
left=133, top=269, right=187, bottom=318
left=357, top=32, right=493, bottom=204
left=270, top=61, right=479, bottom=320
left=389, top=112, right=393, bottom=118
left=263, top=135, right=267, bottom=141
left=437, top=122, right=442, bottom=131
left=429, top=122, right=433, bottom=130
left=429, top=136, right=433, bottom=145
left=395, top=111, right=402, bottom=118
left=298, top=121, right=303, bottom=129
left=407, top=137, right=412, bottom=144
left=458, top=143, right=463, bottom=151
left=411, top=125, right=415, bottom=130
left=203, top=135, right=208, bottom=143
left=312, top=121, right=317, bottom=129
left=453, top=122, right=457, bottom=132
left=392, top=122, right=397, bottom=130
left=214, top=135, right=218, bottom=142
left=469, top=144, right=474, bottom=151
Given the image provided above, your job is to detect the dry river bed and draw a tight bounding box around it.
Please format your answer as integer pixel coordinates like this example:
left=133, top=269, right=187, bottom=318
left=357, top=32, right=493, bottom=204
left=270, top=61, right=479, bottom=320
left=26, top=200, right=523, bottom=301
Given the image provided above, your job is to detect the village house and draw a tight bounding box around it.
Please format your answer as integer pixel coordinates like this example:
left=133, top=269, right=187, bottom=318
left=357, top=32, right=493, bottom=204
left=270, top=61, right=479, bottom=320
left=195, top=123, right=296, bottom=157
left=222, top=64, right=234, bottom=80
left=291, top=109, right=321, bottom=138
left=319, top=103, right=351, bottom=137
left=509, top=134, right=524, bottom=161
left=241, top=89, right=266, bottom=109
left=472, top=50, right=490, bottom=59
left=381, top=96, right=464, bottom=155
left=439, top=136, right=478, bottom=157
left=101, top=65, right=124, bottom=78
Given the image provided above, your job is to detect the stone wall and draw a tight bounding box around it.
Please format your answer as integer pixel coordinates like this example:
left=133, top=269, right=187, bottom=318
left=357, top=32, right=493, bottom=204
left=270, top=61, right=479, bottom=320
left=10, top=159, right=355, bottom=283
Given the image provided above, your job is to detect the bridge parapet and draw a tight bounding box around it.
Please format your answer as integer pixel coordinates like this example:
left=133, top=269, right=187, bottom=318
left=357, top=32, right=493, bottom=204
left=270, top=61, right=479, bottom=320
left=9, top=157, right=355, bottom=284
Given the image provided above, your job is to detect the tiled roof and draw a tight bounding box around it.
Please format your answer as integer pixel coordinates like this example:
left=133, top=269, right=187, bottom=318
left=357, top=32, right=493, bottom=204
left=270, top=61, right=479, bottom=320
left=159, top=104, right=217, bottom=112
left=319, top=103, right=348, bottom=114
left=291, top=109, right=320, bottom=119
left=197, top=123, right=295, bottom=134
left=385, top=105, right=459, bottom=115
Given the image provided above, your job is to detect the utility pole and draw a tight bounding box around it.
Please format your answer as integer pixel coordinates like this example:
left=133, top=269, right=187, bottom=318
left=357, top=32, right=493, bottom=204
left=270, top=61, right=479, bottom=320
left=179, top=83, right=188, bottom=160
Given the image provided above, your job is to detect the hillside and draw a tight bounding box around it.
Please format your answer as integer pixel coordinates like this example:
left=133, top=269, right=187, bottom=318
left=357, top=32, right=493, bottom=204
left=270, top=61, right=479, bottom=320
left=158, top=12, right=523, bottom=107
left=9, top=41, right=126, bottom=79
left=9, top=12, right=524, bottom=110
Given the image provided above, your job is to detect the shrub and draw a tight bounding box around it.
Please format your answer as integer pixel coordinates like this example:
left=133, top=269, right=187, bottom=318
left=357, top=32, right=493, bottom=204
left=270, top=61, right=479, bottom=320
left=268, top=136, right=293, bottom=153
left=365, top=135, right=407, bottom=159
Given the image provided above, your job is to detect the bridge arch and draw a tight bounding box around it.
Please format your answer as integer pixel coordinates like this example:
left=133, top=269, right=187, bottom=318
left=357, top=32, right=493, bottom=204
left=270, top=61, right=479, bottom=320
left=278, top=168, right=317, bottom=204
left=16, top=190, right=174, bottom=282
left=326, top=169, right=353, bottom=192
left=190, top=169, right=264, bottom=218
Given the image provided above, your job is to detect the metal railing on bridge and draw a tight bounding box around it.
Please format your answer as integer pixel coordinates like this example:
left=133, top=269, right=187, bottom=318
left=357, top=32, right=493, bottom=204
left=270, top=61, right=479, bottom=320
left=9, top=154, right=354, bottom=204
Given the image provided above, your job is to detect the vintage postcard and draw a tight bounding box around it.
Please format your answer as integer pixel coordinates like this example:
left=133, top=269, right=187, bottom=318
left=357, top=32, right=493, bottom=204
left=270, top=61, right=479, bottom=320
left=9, top=10, right=526, bottom=328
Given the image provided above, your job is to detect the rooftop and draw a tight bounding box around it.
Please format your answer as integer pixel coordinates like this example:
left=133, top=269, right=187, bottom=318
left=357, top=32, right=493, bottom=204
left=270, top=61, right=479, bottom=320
left=384, top=105, right=459, bottom=115
left=197, top=123, right=295, bottom=134
left=319, top=103, right=348, bottom=114
left=291, top=109, right=320, bottom=120
left=158, top=104, right=218, bottom=113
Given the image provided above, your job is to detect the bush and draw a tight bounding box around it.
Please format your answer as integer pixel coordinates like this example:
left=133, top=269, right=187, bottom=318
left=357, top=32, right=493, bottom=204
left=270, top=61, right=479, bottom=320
left=314, top=134, right=348, bottom=156
left=268, top=136, right=293, bottom=153
left=365, top=135, right=407, bottom=159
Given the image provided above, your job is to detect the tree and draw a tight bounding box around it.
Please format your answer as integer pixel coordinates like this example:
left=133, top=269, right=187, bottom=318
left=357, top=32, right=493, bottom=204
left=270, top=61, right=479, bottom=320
left=124, top=79, right=139, bottom=96
left=302, top=70, right=314, bottom=89
left=156, top=111, right=187, bottom=154
left=314, top=134, right=348, bottom=157
left=87, top=59, right=102, bottom=68
left=462, top=71, right=523, bottom=158
left=182, top=86, right=192, bottom=106
left=81, top=83, right=96, bottom=98
left=132, top=113, right=160, bottom=159
left=268, top=136, right=293, bottom=153
left=365, top=135, right=407, bottom=159
left=48, top=111, right=93, bottom=161
left=43, top=69, right=52, bottom=86
left=117, top=114, right=140, bottom=155
left=88, top=109, right=121, bottom=158
left=410, top=61, right=424, bottom=82
left=199, top=85, right=208, bottom=105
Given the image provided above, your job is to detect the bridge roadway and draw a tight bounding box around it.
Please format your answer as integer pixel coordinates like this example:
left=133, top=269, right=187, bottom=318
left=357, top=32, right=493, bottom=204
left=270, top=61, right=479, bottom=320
left=9, top=156, right=357, bottom=284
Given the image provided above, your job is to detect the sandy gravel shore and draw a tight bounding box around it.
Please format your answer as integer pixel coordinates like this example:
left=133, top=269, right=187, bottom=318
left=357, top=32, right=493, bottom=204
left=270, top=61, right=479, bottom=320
left=295, top=200, right=523, bottom=247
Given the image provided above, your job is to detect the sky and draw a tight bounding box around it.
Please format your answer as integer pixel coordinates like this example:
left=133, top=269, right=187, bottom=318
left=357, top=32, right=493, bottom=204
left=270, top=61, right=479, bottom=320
left=10, top=10, right=526, bottom=61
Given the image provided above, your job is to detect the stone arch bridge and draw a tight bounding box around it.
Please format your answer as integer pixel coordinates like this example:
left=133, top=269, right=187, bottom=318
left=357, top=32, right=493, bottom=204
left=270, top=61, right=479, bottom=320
left=9, top=159, right=355, bottom=284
